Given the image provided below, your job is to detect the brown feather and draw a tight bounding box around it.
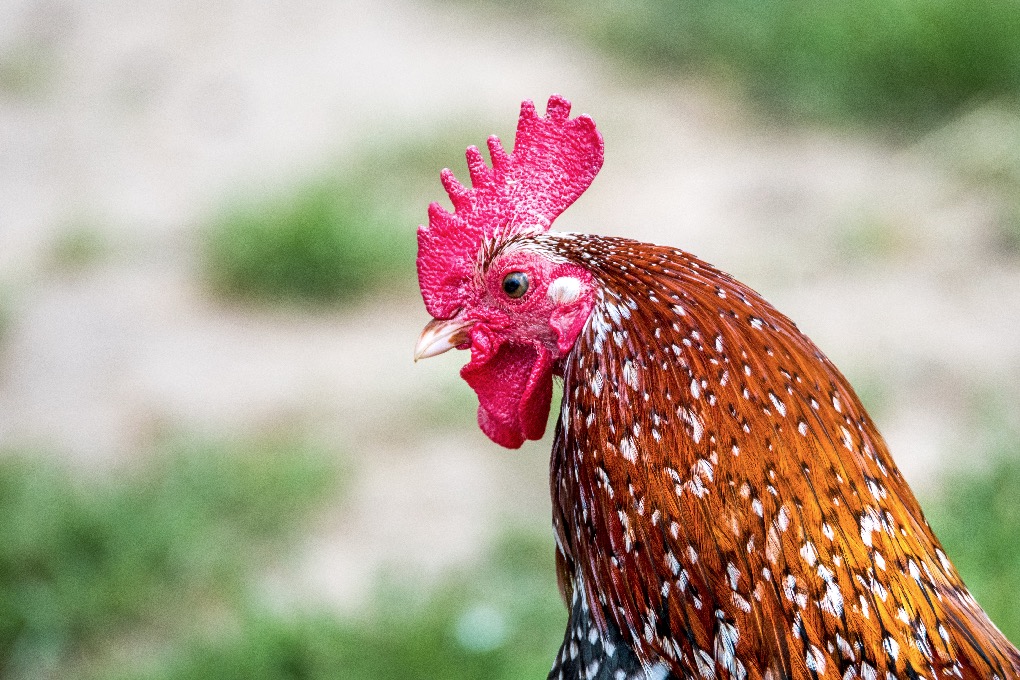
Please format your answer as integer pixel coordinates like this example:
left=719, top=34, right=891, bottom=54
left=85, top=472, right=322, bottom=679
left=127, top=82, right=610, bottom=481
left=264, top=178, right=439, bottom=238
left=540, top=233, right=1020, bottom=680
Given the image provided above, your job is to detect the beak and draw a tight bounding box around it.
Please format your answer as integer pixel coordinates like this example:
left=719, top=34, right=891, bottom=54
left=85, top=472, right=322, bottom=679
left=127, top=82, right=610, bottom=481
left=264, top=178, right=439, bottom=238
left=414, top=317, right=475, bottom=362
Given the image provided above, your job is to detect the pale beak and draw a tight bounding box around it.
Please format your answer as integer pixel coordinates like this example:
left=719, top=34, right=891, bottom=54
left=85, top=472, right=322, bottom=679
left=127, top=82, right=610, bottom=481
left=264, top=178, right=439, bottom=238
left=414, top=317, right=475, bottom=362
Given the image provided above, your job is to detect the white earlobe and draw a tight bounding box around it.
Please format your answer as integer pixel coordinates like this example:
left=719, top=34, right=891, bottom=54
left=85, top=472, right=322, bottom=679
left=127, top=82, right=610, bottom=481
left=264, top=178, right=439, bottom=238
left=547, top=276, right=582, bottom=305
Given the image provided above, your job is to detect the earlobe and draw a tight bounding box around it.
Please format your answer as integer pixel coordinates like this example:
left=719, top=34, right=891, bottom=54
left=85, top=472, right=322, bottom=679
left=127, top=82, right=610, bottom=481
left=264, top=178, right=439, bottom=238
left=547, top=276, right=582, bottom=305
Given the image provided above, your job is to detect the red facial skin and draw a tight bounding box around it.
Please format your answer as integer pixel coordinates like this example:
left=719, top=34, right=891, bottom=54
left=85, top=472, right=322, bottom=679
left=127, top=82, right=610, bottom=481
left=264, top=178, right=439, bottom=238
left=453, top=245, right=596, bottom=448
left=415, top=95, right=604, bottom=449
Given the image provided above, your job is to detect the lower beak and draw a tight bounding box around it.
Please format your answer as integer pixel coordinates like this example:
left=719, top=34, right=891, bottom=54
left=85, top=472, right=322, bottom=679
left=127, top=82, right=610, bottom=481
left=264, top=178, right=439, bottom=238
left=414, top=317, right=475, bottom=362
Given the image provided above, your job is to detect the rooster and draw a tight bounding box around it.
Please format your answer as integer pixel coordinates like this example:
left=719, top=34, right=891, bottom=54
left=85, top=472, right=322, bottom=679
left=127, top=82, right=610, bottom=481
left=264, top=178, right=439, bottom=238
left=413, top=95, right=1020, bottom=680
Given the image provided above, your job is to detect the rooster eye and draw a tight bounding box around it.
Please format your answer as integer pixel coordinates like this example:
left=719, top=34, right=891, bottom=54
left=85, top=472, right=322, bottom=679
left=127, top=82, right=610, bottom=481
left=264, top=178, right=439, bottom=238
left=501, top=271, right=529, bottom=299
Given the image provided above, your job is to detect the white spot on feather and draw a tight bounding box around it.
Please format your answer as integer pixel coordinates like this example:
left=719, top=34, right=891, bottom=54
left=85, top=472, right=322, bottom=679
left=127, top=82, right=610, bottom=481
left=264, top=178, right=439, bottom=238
left=800, top=542, right=818, bottom=566
left=619, top=437, right=638, bottom=462
left=606, top=303, right=622, bottom=325
left=646, top=663, right=670, bottom=680
left=726, top=563, right=741, bottom=590
left=768, top=392, right=786, bottom=416
left=623, top=361, right=639, bottom=390
left=883, top=636, right=899, bottom=661
left=936, top=548, right=954, bottom=574
left=860, top=508, right=881, bottom=547
left=714, top=619, right=745, bottom=680
left=777, top=505, right=790, bottom=531
left=805, top=646, right=826, bottom=674
left=840, top=425, right=854, bottom=451
left=678, top=407, right=704, bottom=444
left=836, top=634, right=854, bottom=661
left=694, top=648, right=716, bottom=679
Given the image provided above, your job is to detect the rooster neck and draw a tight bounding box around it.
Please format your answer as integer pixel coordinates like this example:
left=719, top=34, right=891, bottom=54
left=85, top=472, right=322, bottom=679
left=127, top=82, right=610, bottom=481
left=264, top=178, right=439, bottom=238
left=544, top=234, right=1020, bottom=680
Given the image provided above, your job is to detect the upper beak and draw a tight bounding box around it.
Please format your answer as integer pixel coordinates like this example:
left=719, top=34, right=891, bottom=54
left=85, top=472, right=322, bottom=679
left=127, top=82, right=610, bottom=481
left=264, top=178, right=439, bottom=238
left=414, top=317, right=475, bottom=362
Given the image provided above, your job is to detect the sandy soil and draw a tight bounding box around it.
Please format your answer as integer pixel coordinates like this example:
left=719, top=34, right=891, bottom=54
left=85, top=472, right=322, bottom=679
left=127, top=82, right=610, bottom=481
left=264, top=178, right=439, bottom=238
left=1, top=0, right=1018, bottom=610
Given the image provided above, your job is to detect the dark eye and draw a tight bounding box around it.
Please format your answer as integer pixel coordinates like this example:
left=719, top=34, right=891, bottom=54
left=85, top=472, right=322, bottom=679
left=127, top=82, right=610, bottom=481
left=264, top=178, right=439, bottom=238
left=501, top=271, right=529, bottom=299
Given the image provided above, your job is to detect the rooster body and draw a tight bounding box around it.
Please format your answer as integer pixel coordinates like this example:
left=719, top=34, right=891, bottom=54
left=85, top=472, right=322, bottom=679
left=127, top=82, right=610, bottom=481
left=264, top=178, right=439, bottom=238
left=414, top=96, right=1020, bottom=679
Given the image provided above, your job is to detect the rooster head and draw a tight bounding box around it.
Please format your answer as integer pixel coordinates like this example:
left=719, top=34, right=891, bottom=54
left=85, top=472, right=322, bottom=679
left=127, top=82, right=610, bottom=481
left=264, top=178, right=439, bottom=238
left=414, top=95, right=604, bottom=448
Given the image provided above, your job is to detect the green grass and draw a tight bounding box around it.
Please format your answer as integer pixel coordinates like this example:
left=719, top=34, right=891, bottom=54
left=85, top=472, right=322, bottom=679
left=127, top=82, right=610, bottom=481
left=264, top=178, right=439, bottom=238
left=472, top=0, right=1020, bottom=129
left=0, top=433, right=564, bottom=680
left=2, top=426, right=1018, bottom=679
left=114, top=532, right=564, bottom=680
left=204, top=176, right=411, bottom=305
left=0, top=439, right=340, bottom=679
left=100, top=441, right=1020, bottom=680
left=926, top=450, right=1020, bottom=643
left=202, top=128, right=496, bottom=306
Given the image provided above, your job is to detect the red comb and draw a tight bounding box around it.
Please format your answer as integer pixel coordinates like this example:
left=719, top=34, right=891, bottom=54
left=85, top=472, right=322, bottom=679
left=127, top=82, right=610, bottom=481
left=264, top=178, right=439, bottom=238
left=417, top=95, right=605, bottom=318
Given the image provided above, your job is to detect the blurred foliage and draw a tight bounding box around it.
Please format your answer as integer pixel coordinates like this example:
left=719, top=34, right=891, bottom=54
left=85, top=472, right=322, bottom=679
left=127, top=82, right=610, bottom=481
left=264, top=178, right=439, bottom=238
left=0, top=439, right=340, bottom=679
left=919, top=105, right=1020, bottom=254
left=202, top=129, right=493, bottom=306
left=926, top=447, right=1020, bottom=644
left=115, top=532, right=564, bottom=680
left=204, top=177, right=409, bottom=305
left=47, top=226, right=109, bottom=273
left=842, top=370, right=891, bottom=422
left=0, top=431, right=1016, bottom=678
left=923, top=105, right=1020, bottom=188
left=0, top=287, right=13, bottom=349
left=1003, top=210, right=1020, bottom=255
left=0, top=43, right=53, bottom=99
left=836, top=215, right=908, bottom=262
left=472, top=0, right=1020, bottom=128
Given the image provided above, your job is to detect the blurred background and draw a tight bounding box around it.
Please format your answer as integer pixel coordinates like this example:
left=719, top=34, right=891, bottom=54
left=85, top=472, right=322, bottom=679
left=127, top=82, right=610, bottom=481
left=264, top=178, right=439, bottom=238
left=1, top=0, right=1019, bottom=677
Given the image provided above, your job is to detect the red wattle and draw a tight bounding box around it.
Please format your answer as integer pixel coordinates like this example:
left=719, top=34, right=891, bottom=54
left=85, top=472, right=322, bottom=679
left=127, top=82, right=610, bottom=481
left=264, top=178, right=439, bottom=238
left=460, top=330, right=554, bottom=449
